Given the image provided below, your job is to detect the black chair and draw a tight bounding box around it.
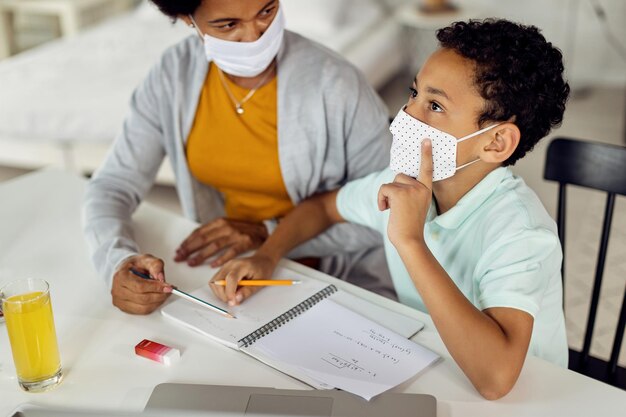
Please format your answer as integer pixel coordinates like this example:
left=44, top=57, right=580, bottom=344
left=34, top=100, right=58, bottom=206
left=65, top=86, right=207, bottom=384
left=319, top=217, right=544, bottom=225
left=544, top=137, right=626, bottom=388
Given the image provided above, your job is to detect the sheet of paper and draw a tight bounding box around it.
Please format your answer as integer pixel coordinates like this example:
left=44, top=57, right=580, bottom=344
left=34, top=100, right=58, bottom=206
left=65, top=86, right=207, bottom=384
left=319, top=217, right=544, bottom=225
left=330, top=290, right=424, bottom=339
left=161, top=266, right=328, bottom=348
left=244, top=299, right=439, bottom=400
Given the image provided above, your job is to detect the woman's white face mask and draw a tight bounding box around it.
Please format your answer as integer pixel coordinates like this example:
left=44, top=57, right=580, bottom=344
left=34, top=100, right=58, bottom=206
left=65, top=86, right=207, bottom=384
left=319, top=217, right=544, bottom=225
left=389, top=107, right=501, bottom=181
left=189, top=5, right=285, bottom=78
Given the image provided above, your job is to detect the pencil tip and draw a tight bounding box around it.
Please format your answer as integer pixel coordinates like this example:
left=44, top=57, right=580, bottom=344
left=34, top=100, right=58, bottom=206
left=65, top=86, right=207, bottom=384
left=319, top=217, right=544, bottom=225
left=293, top=281, right=302, bottom=285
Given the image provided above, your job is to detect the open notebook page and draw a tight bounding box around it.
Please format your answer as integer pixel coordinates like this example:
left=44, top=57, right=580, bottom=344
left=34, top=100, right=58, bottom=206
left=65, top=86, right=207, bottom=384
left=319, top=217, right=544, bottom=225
left=243, top=298, right=439, bottom=400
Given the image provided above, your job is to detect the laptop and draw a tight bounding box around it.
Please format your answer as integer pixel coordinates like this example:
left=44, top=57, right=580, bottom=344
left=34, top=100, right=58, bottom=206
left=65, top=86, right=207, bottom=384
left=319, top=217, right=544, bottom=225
left=11, top=384, right=436, bottom=417
left=10, top=407, right=197, bottom=417
left=144, top=383, right=437, bottom=417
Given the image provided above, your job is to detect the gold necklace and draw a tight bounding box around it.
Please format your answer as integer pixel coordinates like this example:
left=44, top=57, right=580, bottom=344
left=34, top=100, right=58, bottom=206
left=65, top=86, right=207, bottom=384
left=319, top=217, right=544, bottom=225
left=217, top=65, right=275, bottom=115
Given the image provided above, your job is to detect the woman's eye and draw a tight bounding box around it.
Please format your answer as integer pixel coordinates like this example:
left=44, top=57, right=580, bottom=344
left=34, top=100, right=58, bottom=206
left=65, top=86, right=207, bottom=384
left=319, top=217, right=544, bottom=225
left=408, top=87, right=418, bottom=99
left=430, top=101, right=443, bottom=112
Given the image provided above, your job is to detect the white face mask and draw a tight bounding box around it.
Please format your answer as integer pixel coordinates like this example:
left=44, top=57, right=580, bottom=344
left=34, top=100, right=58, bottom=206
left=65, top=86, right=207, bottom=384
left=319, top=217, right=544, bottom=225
left=189, top=5, right=285, bottom=78
left=389, top=107, right=501, bottom=181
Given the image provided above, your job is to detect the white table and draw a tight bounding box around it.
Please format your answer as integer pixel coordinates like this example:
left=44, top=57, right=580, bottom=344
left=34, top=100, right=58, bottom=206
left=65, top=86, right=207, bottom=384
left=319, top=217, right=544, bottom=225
left=0, top=170, right=625, bottom=417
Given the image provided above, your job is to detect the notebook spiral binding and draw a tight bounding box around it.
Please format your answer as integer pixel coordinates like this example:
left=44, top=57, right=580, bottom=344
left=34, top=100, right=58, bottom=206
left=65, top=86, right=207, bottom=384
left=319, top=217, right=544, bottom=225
left=238, top=284, right=338, bottom=348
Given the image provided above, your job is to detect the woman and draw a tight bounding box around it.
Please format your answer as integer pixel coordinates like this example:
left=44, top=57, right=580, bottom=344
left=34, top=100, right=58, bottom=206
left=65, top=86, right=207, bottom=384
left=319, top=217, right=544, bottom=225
left=82, top=0, right=393, bottom=314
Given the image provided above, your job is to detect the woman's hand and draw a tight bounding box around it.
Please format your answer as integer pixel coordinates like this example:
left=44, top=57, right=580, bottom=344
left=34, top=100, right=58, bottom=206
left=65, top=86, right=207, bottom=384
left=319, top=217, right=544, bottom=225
left=378, top=139, right=433, bottom=248
left=209, top=254, right=278, bottom=306
left=175, top=218, right=269, bottom=268
left=110, top=254, right=172, bottom=314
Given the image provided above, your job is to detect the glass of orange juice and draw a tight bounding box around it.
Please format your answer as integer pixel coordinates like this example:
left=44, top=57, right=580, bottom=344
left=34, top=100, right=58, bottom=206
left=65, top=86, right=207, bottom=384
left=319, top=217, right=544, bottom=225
left=1, top=278, right=62, bottom=392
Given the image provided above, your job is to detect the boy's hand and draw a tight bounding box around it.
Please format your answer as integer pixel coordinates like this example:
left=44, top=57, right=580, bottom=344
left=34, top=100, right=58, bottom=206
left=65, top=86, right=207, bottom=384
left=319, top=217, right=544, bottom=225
left=378, top=139, right=433, bottom=247
left=209, top=254, right=278, bottom=306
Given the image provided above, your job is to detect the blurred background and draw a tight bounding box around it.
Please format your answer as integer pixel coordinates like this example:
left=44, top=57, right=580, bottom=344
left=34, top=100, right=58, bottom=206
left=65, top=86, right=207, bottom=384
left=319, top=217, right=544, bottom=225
left=0, top=0, right=624, bottom=369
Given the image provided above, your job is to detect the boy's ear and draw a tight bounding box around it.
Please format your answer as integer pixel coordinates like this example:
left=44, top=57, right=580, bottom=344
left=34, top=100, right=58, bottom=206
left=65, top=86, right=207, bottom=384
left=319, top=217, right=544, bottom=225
left=481, top=123, right=520, bottom=163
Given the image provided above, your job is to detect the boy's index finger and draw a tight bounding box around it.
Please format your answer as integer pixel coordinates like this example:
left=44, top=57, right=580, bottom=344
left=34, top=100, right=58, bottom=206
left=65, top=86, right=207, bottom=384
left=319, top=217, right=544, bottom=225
left=418, top=139, right=434, bottom=190
left=225, top=271, right=241, bottom=303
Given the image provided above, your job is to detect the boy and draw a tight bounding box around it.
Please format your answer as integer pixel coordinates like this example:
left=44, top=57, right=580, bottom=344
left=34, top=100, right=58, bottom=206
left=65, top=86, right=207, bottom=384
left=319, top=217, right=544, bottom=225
left=209, top=19, right=570, bottom=400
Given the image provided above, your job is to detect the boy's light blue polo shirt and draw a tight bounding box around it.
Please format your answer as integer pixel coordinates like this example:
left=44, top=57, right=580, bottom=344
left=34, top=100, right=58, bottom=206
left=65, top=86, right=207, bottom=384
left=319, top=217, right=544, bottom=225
left=336, top=167, right=568, bottom=367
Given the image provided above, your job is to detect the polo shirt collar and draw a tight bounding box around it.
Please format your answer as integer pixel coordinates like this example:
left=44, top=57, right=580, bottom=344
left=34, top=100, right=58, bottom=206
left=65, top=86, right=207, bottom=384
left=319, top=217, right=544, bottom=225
left=428, top=167, right=511, bottom=229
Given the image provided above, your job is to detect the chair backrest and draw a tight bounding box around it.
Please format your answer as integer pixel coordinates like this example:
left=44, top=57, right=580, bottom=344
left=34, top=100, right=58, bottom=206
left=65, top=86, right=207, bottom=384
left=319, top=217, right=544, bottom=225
left=544, top=137, right=626, bottom=380
left=544, top=138, right=626, bottom=194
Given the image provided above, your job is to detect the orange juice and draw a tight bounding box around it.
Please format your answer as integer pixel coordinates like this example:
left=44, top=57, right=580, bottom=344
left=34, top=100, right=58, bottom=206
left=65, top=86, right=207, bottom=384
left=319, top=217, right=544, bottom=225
left=3, top=290, right=61, bottom=384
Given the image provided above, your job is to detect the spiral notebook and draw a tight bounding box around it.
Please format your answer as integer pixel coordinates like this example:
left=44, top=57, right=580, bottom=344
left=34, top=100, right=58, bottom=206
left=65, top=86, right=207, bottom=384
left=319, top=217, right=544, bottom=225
left=161, top=265, right=438, bottom=400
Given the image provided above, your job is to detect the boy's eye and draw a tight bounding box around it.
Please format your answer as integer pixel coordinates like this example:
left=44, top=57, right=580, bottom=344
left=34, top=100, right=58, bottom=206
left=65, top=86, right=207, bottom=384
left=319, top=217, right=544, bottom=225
left=216, top=21, right=236, bottom=30
left=408, top=87, right=418, bottom=99
left=430, top=101, right=443, bottom=112
left=261, top=6, right=276, bottom=17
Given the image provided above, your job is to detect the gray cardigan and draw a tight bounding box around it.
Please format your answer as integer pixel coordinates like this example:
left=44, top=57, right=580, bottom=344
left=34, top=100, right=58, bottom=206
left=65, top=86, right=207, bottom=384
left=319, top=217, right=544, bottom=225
left=83, top=31, right=392, bottom=288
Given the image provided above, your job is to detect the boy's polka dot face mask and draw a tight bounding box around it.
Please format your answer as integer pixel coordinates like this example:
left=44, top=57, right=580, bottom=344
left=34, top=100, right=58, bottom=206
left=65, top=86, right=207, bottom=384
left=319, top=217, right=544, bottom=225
left=389, top=107, right=500, bottom=181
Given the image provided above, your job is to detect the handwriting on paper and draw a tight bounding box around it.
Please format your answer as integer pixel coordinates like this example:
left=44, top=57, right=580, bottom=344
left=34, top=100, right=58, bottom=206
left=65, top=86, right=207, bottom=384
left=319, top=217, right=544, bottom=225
left=331, top=328, right=414, bottom=365
left=322, top=353, right=377, bottom=377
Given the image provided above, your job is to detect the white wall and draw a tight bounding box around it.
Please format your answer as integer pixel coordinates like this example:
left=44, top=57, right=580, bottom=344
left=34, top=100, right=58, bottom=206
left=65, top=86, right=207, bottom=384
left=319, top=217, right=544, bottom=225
left=453, top=0, right=626, bottom=88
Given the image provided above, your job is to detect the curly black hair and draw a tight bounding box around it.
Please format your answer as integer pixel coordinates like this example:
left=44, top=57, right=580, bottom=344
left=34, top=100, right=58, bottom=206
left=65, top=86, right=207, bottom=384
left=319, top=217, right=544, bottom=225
left=149, top=0, right=201, bottom=19
left=436, top=19, right=570, bottom=166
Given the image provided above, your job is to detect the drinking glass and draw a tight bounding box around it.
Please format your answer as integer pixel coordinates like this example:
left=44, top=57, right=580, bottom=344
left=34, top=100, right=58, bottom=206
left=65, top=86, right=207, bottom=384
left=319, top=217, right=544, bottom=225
left=1, top=278, right=63, bottom=392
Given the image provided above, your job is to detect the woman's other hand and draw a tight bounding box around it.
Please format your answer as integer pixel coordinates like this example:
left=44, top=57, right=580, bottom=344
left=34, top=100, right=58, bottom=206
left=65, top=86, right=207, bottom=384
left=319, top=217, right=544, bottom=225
left=175, top=218, right=268, bottom=268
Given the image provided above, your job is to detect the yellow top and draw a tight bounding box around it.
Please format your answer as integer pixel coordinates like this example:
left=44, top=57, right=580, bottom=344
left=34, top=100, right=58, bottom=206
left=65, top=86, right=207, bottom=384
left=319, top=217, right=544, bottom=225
left=187, top=63, right=293, bottom=222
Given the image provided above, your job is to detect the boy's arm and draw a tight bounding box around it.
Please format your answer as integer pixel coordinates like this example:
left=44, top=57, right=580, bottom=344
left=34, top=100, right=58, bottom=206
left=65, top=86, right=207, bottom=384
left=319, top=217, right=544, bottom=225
left=209, top=190, right=344, bottom=305
left=258, top=189, right=344, bottom=265
left=398, top=241, right=533, bottom=400
left=378, top=140, right=532, bottom=400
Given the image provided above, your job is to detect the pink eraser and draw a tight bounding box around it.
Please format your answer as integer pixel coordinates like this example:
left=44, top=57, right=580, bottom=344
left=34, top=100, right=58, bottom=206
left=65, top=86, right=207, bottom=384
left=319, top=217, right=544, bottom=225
left=135, top=339, right=180, bottom=365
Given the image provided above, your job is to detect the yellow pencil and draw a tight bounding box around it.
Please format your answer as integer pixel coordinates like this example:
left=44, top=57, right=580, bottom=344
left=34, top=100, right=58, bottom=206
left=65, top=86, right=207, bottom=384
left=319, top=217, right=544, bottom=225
left=212, top=280, right=301, bottom=287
